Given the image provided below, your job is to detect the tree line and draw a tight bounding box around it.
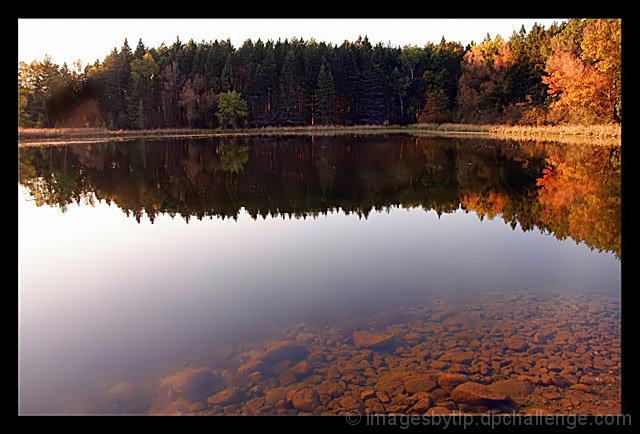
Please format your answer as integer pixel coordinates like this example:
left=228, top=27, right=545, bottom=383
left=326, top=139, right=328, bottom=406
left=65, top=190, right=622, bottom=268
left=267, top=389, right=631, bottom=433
left=18, top=19, right=621, bottom=130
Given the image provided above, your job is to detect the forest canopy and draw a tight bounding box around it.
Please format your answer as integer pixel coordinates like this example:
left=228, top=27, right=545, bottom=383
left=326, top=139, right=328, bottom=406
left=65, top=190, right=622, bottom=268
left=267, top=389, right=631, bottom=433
left=18, top=19, right=621, bottom=130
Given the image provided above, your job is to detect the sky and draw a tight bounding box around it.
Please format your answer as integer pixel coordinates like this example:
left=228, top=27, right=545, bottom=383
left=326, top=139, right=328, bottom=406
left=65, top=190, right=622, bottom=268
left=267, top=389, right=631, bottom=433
left=18, top=18, right=566, bottom=69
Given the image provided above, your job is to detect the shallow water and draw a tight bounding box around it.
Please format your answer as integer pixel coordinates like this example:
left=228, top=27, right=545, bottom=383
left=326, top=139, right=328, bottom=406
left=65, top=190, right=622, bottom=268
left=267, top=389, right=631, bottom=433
left=18, top=134, right=621, bottom=415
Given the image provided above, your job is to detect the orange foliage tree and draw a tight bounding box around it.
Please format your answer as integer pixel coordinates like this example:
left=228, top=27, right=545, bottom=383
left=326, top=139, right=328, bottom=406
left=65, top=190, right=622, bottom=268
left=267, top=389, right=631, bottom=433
left=542, top=19, right=621, bottom=124
left=456, top=35, right=514, bottom=123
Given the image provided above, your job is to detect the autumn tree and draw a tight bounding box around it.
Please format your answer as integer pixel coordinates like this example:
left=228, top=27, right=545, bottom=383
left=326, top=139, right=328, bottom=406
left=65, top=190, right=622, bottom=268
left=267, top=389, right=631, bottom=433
left=18, top=57, right=66, bottom=127
left=18, top=56, right=92, bottom=128
left=542, top=19, right=621, bottom=124
left=581, top=19, right=622, bottom=121
left=179, top=73, right=216, bottom=128
left=456, top=35, right=514, bottom=123
left=419, top=89, right=451, bottom=123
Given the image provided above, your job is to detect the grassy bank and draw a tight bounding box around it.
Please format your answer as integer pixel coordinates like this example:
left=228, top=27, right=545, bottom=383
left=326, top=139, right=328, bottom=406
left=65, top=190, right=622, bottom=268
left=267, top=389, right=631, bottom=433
left=18, top=123, right=621, bottom=147
left=413, top=123, right=621, bottom=146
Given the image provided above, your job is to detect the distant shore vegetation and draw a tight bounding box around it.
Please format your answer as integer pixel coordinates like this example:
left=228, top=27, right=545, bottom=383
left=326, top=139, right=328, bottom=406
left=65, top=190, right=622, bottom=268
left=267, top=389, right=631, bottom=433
left=18, top=19, right=620, bottom=133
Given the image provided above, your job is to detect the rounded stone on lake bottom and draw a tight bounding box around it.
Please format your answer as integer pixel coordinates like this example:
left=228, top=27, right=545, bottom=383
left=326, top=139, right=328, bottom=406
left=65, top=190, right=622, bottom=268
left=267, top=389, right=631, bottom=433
left=409, top=396, right=432, bottom=413
left=450, top=351, right=474, bottom=365
left=259, top=341, right=309, bottom=371
left=264, top=388, right=288, bottom=407
left=353, top=331, right=394, bottom=349
left=451, top=382, right=507, bottom=406
left=438, top=373, right=469, bottom=391
left=360, top=389, right=376, bottom=401
left=505, top=338, right=528, bottom=352
left=376, top=391, right=391, bottom=404
left=340, top=395, right=365, bottom=413
left=541, top=387, right=561, bottom=400
left=206, top=387, right=244, bottom=406
left=487, top=379, right=534, bottom=399
left=569, top=383, right=593, bottom=394
left=278, top=371, right=297, bottom=386
left=237, top=360, right=264, bottom=377
left=289, top=360, right=312, bottom=377
left=292, top=388, right=320, bottom=412
left=404, top=374, right=438, bottom=394
left=170, top=368, right=226, bottom=403
left=364, top=397, right=385, bottom=414
left=272, top=359, right=293, bottom=376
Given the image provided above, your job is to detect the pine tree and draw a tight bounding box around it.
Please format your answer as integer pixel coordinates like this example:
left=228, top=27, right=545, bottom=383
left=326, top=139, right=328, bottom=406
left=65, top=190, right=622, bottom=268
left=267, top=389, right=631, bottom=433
left=356, top=66, right=385, bottom=124
left=314, top=63, right=336, bottom=125
left=221, top=53, right=236, bottom=92
left=127, top=52, right=159, bottom=129
left=278, top=47, right=304, bottom=125
left=134, top=39, right=146, bottom=60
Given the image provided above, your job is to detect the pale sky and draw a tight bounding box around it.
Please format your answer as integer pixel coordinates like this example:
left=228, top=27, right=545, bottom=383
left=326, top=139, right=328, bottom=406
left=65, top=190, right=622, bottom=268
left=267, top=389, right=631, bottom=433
left=18, top=18, right=566, bottom=69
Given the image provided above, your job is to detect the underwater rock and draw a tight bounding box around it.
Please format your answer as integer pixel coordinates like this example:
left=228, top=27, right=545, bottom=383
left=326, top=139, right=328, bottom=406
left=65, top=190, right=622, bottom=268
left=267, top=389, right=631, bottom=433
left=353, top=330, right=394, bottom=349
left=258, top=341, right=309, bottom=375
left=450, top=382, right=507, bottom=406
left=291, top=388, right=320, bottom=412
left=438, top=373, right=469, bottom=392
left=487, top=379, right=534, bottom=399
left=404, top=373, right=438, bottom=394
left=169, top=368, right=226, bottom=403
left=207, top=387, right=244, bottom=406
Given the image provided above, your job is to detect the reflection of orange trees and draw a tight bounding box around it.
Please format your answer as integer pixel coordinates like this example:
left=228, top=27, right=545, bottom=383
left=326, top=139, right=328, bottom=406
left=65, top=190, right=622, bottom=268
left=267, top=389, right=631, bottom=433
left=455, top=140, right=621, bottom=257
left=460, top=191, right=507, bottom=221
left=535, top=145, right=620, bottom=258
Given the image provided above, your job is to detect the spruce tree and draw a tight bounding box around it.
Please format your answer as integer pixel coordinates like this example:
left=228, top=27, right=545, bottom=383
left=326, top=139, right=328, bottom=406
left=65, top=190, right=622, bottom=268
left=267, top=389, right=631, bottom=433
left=314, top=63, right=336, bottom=125
left=221, top=54, right=236, bottom=92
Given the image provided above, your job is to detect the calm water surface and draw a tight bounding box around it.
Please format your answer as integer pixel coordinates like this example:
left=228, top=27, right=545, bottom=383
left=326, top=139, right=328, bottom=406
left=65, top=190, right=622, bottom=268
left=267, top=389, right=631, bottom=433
left=18, top=134, right=621, bottom=415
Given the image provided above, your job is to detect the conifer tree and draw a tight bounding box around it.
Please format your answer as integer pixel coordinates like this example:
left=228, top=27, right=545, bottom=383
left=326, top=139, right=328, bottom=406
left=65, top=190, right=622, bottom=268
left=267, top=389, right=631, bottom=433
left=314, top=63, right=336, bottom=125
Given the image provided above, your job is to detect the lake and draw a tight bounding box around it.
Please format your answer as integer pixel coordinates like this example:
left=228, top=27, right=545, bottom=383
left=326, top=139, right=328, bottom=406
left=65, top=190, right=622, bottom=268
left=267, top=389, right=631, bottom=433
left=18, top=134, right=621, bottom=415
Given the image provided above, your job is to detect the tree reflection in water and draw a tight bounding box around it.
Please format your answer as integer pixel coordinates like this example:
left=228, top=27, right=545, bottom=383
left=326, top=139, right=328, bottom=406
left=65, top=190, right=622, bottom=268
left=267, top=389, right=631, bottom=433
left=18, top=134, right=621, bottom=258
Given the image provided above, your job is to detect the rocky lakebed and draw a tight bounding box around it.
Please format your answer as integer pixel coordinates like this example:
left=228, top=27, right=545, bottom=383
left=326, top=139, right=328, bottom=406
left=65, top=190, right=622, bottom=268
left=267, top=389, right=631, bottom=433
left=97, top=289, right=621, bottom=416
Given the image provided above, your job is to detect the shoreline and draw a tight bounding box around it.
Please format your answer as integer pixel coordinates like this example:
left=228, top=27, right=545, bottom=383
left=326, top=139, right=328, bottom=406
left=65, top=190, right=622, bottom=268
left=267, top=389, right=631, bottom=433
left=17, top=123, right=621, bottom=147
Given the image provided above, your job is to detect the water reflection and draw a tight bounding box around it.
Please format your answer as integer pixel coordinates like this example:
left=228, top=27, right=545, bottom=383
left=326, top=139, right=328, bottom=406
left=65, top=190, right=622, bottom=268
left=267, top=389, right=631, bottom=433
left=18, top=135, right=620, bottom=258
left=17, top=134, right=621, bottom=415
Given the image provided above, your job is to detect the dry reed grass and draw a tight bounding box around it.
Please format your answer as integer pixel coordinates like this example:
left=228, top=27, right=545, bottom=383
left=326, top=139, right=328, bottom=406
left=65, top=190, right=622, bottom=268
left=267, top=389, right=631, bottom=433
left=18, top=123, right=621, bottom=147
